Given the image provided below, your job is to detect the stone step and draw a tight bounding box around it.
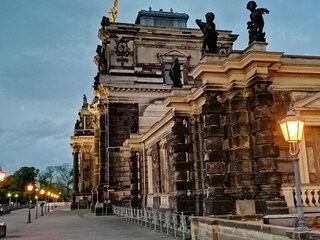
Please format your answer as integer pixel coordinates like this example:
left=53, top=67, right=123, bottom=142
left=265, top=201, right=288, bottom=208
left=266, top=207, right=289, bottom=215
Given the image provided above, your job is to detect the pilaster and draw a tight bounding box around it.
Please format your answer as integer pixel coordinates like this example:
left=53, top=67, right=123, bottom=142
left=171, top=117, right=194, bottom=214
left=203, top=92, right=234, bottom=215
left=224, top=90, right=258, bottom=199
left=249, top=76, right=288, bottom=214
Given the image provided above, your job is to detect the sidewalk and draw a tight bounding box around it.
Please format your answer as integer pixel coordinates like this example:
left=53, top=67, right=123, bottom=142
left=0, top=206, right=178, bottom=240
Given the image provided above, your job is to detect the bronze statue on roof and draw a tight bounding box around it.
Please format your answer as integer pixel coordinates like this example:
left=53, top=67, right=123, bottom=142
left=196, top=12, right=219, bottom=54
left=247, top=1, right=269, bottom=45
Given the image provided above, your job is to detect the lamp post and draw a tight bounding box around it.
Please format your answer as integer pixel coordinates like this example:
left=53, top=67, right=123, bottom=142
left=40, top=189, right=45, bottom=216
left=280, top=107, right=309, bottom=232
left=47, top=192, right=51, bottom=212
left=35, top=196, right=38, bottom=219
left=15, top=194, right=18, bottom=206
left=7, top=193, right=11, bottom=209
left=27, top=184, right=34, bottom=223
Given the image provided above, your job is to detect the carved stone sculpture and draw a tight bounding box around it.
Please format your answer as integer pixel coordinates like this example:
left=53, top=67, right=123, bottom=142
left=247, top=1, right=269, bottom=45
left=196, top=12, right=219, bottom=53
left=169, top=58, right=182, bottom=88
left=101, top=16, right=110, bottom=27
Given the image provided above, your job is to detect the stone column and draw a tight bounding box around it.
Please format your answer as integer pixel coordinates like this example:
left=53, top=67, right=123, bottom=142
left=73, top=148, right=80, bottom=195
left=130, top=151, right=139, bottom=207
left=190, top=114, right=205, bottom=216
left=91, top=116, right=100, bottom=213
left=203, top=93, right=233, bottom=215
left=98, top=110, right=107, bottom=202
left=72, top=146, right=80, bottom=209
left=226, top=91, right=258, bottom=200
left=249, top=78, right=288, bottom=214
left=172, top=117, right=194, bottom=214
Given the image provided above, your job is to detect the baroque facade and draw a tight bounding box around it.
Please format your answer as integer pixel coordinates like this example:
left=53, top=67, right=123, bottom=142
left=70, top=9, right=320, bottom=216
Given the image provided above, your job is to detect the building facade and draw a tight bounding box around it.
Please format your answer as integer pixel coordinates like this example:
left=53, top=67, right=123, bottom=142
left=70, top=9, right=320, bottom=216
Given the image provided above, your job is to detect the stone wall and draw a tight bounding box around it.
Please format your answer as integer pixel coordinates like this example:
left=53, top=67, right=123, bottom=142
left=190, top=216, right=320, bottom=240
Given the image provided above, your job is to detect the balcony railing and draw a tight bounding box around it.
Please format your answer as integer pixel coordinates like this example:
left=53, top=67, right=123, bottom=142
left=281, top=184, right=320, bottom=211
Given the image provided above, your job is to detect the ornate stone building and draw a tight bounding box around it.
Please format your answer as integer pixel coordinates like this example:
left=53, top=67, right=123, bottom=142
left=71, top=8, right=320, bottom=216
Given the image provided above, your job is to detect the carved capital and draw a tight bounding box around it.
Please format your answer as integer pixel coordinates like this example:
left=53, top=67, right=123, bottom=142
left=71, top=144, right=81, bottom=153
left=81, top=145, right=93, bottom=153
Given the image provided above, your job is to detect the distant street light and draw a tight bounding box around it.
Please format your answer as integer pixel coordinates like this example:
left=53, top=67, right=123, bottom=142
left=0, top=168, right=5, bottom=182
left=15, top=194, right=18, bottom=206
left=47, top=192, right=51, bottom=212
left=40, top=189, right=45, bottom=216
left=27, top=184, right=34, bottom=223
left=280, top=107, right=309, bottom=232
left=35, top=196, right=38, bottom=219
left=7, top=193, right=12, bottom=210
left=7, top=193, right=11, bottom=207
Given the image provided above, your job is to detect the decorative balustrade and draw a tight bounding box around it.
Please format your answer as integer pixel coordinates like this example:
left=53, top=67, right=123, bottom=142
left=281, top=184, right=320, bottom=209
left=113, top=206, right=191, bottom=240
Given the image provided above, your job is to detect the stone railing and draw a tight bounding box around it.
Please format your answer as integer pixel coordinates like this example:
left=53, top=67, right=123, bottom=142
left=281, top=184, right=320, bottom=210
left=190, top=216, right=320, bottom=240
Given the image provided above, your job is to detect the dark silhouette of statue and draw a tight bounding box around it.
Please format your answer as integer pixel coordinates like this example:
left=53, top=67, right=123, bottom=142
left=101, top=16, right=110, bottom=27
left=247, top=1, right=269, bottom=45
left=94, top=73, right=100, bottom=86
left=83, top=95, right=87, bottom=105
left=196, top=12, right=219, bottom=53
left=82, top=94, right=89, bottom=109
left=74, top=120, right=81, bottom=130
left=169, top=58, right=182, bottom=88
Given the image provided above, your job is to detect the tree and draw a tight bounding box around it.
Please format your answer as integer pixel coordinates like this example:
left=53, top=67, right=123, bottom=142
left=38, top=166, right=58, bottom=189
left=10, top=167, right=39, bottom=191
left=55, top=163, right=73, bottom=199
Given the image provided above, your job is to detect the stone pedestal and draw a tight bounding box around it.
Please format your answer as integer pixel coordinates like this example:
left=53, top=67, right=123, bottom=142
left=204, top=198, right=235, bottom=215
left=236, top=200, right=255, bottom=215
left=95, top=202, right=105, bottom=216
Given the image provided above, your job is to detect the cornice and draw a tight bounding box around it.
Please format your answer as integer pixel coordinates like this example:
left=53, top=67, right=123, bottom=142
left=70, top=135, right=94, bottom=144
left=191, top=51, right=283, bottom=80
left=91, top=83, right=109, bottom=99
left=108, top=86, right=172, bottom=93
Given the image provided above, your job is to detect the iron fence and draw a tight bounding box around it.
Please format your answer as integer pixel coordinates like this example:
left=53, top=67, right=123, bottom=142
left=113, top=206, right=191, bottom=240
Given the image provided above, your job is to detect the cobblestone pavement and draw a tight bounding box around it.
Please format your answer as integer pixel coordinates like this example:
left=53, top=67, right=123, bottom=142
left=0, top=205, right=178, bottom=240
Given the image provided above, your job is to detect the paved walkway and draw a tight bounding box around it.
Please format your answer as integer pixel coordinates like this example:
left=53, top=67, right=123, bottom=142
left=0, top=206, right=178, bottom=240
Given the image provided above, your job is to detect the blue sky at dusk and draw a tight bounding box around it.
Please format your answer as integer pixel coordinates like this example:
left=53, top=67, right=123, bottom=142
left=0, top=0, right=319, bottom=174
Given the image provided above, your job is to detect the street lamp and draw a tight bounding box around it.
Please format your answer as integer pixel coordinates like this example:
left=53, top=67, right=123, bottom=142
left=280, top=107, right=309, bottom=232
left=35, top=196, right=38, bottom=219
left=15, top=194, right=18, bottom=206
left=27, top=184, right=34, bottom=223
left=7, top=193, right=11, bottom=208
left=40, top=189, right=45, bottom=216
left=47, top=192, right=51, bottom=212
left=0, top=168, right=5, bottom=182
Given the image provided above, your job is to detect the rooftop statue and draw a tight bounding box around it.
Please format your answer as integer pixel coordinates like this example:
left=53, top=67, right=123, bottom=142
left=247, top=1, right=269, bottom=45
left=83, top=94, right=88, bottom=105
left=169, top=58, right=182, bottom=88
left=196, top=12, right=219, bottom=54
left=108, top=0, right=118, bottom=23
left=100, top=16, right=110, bottom=27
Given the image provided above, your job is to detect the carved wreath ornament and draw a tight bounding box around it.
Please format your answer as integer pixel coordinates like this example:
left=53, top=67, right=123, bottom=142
left=115, top=38, right=130, bottom=56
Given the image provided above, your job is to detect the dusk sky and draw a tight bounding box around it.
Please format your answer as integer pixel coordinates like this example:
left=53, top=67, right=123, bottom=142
left=1, top=0, right=319, bottom=175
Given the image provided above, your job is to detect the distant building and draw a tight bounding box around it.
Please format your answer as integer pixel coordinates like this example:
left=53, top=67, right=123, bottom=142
left=70, top=8, right=320, bottom=217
